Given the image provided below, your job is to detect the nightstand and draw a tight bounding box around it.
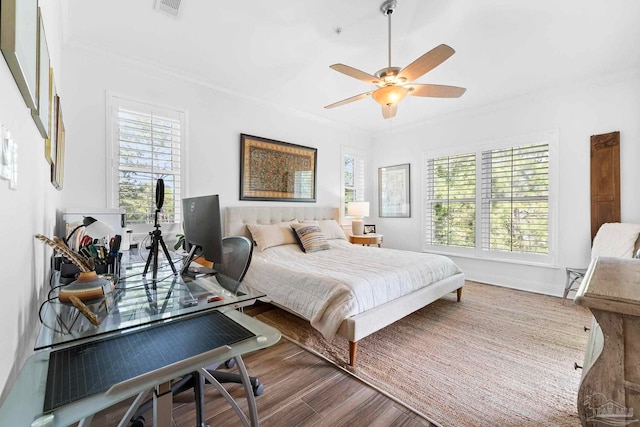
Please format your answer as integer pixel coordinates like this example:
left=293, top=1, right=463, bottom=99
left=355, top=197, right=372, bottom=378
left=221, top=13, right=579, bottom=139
left=349, top=234, right=383, bottom=247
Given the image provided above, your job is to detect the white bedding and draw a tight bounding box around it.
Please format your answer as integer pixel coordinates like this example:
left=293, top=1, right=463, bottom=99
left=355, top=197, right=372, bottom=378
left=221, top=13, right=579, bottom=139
left=242, top=240, right=462, bottom=340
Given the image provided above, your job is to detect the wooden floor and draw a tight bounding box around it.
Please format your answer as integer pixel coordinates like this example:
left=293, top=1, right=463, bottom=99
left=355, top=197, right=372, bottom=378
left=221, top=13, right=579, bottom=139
left=86, top=306, right=435, bottom=426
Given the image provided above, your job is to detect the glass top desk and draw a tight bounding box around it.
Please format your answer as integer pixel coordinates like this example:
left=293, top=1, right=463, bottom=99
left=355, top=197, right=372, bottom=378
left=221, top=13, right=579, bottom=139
left=1, top=260, right=280, bottom=427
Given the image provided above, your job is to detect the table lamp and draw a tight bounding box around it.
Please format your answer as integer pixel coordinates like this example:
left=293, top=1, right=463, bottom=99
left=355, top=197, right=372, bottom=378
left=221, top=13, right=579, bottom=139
left=65, top=216, right=115, bottom=246
left=348, top=201, right=370, bottom=236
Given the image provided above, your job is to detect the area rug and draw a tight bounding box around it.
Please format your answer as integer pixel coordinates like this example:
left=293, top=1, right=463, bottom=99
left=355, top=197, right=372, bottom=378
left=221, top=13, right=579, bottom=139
left=255, top=281, right=591, bottom=427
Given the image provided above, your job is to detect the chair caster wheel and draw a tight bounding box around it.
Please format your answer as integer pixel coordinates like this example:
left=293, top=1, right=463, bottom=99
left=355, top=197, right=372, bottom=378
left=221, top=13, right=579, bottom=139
left=253, top=381, right=264, bottom=396
left=225, top=358, right=235, bottom=369
left=130, top=416, right=145, bottom=427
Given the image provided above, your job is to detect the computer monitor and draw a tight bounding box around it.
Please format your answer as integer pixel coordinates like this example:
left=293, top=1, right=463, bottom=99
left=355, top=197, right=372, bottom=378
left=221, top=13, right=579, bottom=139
left=180, top=194, right=224, bottom=277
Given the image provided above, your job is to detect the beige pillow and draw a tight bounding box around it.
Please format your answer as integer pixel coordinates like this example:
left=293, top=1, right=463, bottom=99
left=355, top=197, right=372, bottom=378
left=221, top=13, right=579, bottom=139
left=291, top=222, right=330, bottom=253
left=301, top=219, right=347, bottom=240
left=246, top=221, right=298, bottom=251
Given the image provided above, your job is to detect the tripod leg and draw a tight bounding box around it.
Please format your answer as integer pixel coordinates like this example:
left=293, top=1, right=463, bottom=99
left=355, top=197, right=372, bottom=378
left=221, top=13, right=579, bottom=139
left=152, top=234, right=160, bottom=283
left=143, top=235, right=154, bottom=276
left=159, top=236, right=177, bottom=275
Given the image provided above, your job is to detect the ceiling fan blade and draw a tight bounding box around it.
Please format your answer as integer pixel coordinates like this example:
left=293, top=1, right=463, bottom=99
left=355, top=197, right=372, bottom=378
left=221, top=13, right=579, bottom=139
left=324, top=91, right=372, bottom=109
left=397, top=44, right=455, bottom=83
left=408, top=84, right=466, bottom=98
left=330, top=64, right=380, bottom=85
left=381, top=104, right=397, bottom=119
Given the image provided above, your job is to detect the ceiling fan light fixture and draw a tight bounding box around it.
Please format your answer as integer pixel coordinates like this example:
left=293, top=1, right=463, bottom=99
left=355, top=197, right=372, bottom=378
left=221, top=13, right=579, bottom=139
left=324, top=0, right=465, bottom=118
left=372, top=85, right=408, bottom=106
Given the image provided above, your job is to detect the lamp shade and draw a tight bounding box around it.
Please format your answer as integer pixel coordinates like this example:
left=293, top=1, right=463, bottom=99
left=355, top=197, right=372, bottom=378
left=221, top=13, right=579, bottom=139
left=372, top=85, right=409, bottom=106
left=83, top=217, right=115, bottom=238
left=65, top=216, right=115, bottom=245
left=348, top=201, right=370, bottom=218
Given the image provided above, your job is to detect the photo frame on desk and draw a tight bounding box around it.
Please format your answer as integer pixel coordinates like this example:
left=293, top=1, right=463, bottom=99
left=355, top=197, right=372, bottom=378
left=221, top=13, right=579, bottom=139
left=239, top=134, right=317, bottom=202
left=0, top=0, right=39, bottom=110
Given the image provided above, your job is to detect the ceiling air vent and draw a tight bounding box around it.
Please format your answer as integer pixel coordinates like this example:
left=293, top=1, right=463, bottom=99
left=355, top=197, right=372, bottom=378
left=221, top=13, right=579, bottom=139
left=155, top=0, right=183, bottom=18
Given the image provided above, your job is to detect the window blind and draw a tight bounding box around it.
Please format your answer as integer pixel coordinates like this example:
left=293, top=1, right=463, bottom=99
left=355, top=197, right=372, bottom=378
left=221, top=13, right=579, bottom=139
left=481, top=143, right=549, bottom=254
left=424, top=153, right=476, bottom=247
left=114, top=102, right=182, bottom=225
left=344, top=151, right=366, bottom=216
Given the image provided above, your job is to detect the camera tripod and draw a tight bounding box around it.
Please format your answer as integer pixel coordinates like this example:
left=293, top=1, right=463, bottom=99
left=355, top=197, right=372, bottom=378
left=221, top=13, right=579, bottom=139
left=143, top=209, right=177, bottom=281
left=143, top=179, right=177, bottom=281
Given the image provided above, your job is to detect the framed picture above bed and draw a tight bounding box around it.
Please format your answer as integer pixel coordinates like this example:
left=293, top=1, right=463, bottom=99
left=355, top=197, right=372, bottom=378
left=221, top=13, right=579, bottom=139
left=240, top=134, right=317, bottom=202
left=379, top=163, right=411, bottom=218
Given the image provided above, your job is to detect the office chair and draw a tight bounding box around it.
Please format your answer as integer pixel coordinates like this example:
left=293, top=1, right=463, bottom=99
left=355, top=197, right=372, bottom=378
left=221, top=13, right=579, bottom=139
left=130, top=236, right=259, bottom=427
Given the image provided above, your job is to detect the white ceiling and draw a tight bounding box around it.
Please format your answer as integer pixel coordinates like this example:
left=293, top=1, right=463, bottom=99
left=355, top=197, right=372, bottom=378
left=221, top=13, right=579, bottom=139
left=64, top=0, right=640, bottom=132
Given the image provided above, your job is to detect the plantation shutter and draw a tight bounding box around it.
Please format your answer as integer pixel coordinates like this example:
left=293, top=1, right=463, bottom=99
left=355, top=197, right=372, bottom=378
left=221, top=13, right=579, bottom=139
left=113, top=99, right=183, bottom=225
left=344, top=149, right=366, bottom=216
left=424, top=153, right=476, bottom=247
left=481, top=143, right=549, bottom=254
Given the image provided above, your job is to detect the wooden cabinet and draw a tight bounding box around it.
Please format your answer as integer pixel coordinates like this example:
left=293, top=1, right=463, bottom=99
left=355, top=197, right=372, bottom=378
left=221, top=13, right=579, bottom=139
left=574, top=257, right=640, bottom=426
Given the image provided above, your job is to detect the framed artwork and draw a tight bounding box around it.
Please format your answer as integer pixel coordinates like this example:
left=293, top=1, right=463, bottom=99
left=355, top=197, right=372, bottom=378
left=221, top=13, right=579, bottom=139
left=31, top=8, right=50, bottom=139
left=364, top=224, right=376, bottom=234
left=45, top=68, right=57, bottom=164
left=0, top=0, right=39, bottom=109
left=240, top=134, right=317, bottom=202
left=379, top=163, right=411, bottom=218
left=51, top=96, right=64, bottom=190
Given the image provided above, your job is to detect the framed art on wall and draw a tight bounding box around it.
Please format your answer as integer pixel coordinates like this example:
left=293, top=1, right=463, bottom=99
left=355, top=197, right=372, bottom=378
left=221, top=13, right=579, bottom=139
left=31, top=8, right=50, bottom=139
left=45, top=68, right=57, bottom=164
left=379, top=163, right=411, bottom=218
left=240, top=134, right=317, bottom=202
left=0, top=0, right=38, bottom=109
left=51, top=96, right=64, bottom=189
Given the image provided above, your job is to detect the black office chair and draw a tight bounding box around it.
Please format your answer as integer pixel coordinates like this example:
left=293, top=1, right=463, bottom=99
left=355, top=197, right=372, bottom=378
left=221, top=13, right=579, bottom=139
left=220, top=236, right=253, bottom=283
left=130, top=236, right=259, bottom=426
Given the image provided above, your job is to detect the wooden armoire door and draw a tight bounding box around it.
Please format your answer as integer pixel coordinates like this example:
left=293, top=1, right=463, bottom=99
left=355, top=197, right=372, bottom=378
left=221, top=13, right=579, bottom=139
left=590, top=131, right=620, bottom=241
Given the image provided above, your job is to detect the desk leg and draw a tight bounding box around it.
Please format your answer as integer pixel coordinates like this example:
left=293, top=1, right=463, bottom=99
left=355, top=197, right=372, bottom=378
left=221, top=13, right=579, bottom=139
left=235, top=356, right=259, bottom=427
left=199, top=356, right=259, bottom=427
left=153, top=381, right=173, bottom=427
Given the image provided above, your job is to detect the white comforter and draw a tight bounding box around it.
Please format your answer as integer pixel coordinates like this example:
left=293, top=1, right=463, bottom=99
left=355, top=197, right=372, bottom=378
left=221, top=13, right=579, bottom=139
left=242, top=240, right=462, bottom=340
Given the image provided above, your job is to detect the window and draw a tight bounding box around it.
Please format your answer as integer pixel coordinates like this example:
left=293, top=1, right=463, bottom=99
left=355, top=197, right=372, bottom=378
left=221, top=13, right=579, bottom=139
left=423, top=131, right=556, bottom=263
left=481, top=144, right=549, bottom=254
left=108, top=96, right=184, bottom=225
left=342, top=147, right=366, bottom=218
left=424, top=153, right=476, bottom=247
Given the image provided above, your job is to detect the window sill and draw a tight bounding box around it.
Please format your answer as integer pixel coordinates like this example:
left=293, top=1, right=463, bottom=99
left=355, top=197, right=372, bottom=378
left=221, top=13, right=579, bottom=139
left=423, top=248, right=560, bottom=270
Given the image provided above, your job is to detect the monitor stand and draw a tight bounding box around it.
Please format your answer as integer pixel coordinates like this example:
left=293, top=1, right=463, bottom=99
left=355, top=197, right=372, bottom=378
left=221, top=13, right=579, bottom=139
left=181, top=244, right=217, bottom=279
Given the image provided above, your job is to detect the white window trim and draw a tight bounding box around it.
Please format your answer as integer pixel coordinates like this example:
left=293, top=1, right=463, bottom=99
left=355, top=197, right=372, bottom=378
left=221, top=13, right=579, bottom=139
left=341, top=146, right=367, bottom=226
left=422, top=129, right=559, bottom=267
left=105, top=91, right=189, bottom=237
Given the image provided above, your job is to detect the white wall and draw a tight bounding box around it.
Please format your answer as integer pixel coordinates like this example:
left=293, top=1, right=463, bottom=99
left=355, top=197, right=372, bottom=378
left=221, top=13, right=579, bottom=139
left=0, top=2, right=64, bottom=402
left=60, top=44, right=372, bottom=240
left=372, top=70, right=640, bottom=296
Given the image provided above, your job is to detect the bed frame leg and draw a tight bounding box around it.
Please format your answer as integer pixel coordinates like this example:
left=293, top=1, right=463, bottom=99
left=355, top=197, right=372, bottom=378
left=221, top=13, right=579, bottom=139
left=457, top=287, right=463, bottom=302
left=349, top=341, right=358, bottom=366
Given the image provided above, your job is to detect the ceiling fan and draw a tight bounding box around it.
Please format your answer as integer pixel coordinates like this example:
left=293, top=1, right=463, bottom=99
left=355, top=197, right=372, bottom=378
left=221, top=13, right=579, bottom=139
left=324, top=0, right=466, bottom=119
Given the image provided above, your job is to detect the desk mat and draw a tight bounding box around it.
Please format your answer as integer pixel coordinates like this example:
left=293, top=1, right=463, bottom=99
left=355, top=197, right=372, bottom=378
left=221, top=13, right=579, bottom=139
left=43, top=311, right=255, bottom=412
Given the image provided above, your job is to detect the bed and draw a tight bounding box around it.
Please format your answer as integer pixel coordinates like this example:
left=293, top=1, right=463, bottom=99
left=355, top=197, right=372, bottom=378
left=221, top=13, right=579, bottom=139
left=225, top=206, right=465, bottom=365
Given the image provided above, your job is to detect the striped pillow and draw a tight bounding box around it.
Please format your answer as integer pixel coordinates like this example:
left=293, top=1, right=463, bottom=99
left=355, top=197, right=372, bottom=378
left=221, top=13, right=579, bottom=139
left=291, top=223, right=330, bottom=253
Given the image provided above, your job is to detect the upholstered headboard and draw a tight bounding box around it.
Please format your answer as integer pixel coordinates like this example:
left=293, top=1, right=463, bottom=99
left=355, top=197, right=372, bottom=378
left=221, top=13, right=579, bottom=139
left=225, top=206, right=340, bottom=238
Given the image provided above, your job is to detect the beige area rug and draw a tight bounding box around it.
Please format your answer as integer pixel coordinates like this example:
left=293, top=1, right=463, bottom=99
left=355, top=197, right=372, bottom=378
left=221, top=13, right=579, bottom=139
left=255, top=281, right=591, bottom=427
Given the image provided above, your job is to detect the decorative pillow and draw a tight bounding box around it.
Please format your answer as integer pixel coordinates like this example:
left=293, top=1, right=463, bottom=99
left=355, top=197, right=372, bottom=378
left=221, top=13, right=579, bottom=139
left=291, top=222, right=331, bottom=253
left=301, top=219, right=347, bottom=240
left=246, top=221, right=298, bottom=251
